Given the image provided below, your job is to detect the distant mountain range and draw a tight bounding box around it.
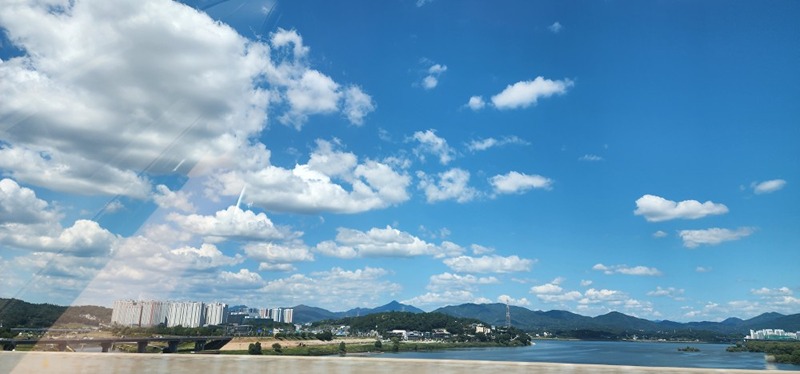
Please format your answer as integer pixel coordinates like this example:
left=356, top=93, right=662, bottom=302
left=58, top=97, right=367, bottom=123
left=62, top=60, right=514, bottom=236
left=291, top=300, right=423, bottom=324
left=294, top=301, right=800, bottom=336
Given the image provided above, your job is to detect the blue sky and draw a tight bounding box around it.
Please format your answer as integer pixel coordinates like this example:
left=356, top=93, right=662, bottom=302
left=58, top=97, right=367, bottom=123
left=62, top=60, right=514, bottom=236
left=0, top=0, right=798, bottom=322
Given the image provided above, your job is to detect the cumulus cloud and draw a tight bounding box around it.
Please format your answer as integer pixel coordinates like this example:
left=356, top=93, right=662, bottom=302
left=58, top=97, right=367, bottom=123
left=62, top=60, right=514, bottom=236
left=653, top=230, right=668, bottom=238
left=428, top=272, right=499, bottom=292
left=634, top=194, right=728, bottom=222
left=0, top=1, right=374, bottom=200
left=0, top=178, right=60, bottom=225
left=267, top=29, right=375, bottom=128
left=342, top=86, right=376, bottom=125
left=153, top=185, right=196, bottom=213
left=467, top=136, right=528, bottom=152
left=530, top=283, right=564, bottom=295
left=647, top=286, right=685, bottom=299
left=593, top=263, right=662, bottom=276
left=498, top=295, right=531, bottom=306
left=313, top=225, right=459, bottom=258
left=548, top=22, right=563, bottom=33
left=443, top=254, right=535, bottom=273
left=259, top=267, right=401, bottom=310
left=417, top=168, right=478, bottom=203
left=168, top=206, right=298, bottom=242
left=245, top=242, right=314, bottom=263
left=420, top=62, right=447, bottom=90
left=679, top=227, right=754, bottom=248
left=695, top=266, right=712, bottom=273
left=0, top=0, right=271, bottom=196
left=490, top=171, right=553, bottom=194
left=403, top=290, right=490, bottom=309
left=491, top=76, right=574, bottom=110
left=411, top=129, right=456, bottom=165
left=207, top=140, right=411, bottom=214
left=467, top=96, right=485, bottom=111
left=752, top=179, right=787, bottom=195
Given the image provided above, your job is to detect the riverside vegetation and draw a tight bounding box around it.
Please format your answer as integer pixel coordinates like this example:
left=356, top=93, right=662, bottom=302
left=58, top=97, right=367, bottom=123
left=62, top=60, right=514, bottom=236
left=727, top=341, right=800, bottom=365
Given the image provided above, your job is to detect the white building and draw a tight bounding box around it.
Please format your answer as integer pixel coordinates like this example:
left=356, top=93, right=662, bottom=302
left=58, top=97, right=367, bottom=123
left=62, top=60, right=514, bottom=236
left=166, top=301, right=205, bottom=328
left=282, top=308, right=293, bottom=324
left=204, top=302, right=228, bottom=326
left=270, top=308, right=282, bottom=322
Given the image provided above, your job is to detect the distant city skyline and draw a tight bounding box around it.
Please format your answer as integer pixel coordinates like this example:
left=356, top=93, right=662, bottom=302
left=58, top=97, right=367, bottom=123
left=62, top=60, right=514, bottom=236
left=0, top=0, right=798, bottom=322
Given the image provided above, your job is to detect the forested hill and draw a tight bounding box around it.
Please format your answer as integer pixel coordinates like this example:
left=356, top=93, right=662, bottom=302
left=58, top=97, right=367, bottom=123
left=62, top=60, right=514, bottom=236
left=0, top=298, right=111, bottom=328
left=434, top=303, right=800, bottom=336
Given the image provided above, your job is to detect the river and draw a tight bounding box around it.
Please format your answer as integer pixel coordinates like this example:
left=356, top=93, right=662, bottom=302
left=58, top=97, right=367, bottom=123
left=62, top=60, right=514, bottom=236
left=376, top=340, right=798, bottom=371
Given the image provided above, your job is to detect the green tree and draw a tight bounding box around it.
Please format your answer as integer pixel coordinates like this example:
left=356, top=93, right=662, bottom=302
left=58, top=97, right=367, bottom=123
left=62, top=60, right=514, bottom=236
left=272, top=342, right=282, bottom=353
left=339, top=341, right=346, bottom=354
left=316, top=330, right=333, bottom=341
left=374, top=339, right=382, bottom=350
left=248, top=341, right=262, bottom=355
left=391, top=337, right=400, bottom=352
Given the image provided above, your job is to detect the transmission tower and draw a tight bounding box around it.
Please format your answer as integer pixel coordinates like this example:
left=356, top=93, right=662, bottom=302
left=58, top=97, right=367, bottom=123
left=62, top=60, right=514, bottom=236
left=505, top=299, right=511, bottom=328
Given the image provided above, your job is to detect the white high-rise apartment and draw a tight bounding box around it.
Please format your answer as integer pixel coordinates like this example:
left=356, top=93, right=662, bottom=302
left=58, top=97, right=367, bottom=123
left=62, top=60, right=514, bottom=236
left=204, top=302, right=228, bottom=326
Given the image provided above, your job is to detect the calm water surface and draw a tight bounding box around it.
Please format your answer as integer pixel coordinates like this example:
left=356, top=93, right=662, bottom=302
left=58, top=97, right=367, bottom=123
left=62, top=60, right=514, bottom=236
left=377, top=340, right=798, bottom=371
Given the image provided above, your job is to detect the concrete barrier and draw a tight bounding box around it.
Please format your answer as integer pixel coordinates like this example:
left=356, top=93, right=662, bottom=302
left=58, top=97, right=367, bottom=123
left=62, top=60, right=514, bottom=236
left=0, top=351, right=775, bottom=374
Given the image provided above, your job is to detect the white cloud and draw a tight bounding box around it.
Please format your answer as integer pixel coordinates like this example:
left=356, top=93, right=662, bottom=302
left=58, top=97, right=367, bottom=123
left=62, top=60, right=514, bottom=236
left=417, top=168, right=478, bottom=203
left=219, top=269, right=264, bottom=288
left=695, top=266, right=712, bottom=273
left=416, top=0, right=434, bottom=7
left=342, top=86, right=376, bottom=125
left=678, top=227, right=754, bottom=248
left=752, top=179, right=787, bottom=195
left=490, top=171, right=553, bottom=194
left=0, top=2, right=376, bottom=200
left=498, top=295, right=531, bottom=306
left=207, top=140, right=411, bottom=214
left=153, top=185, right=196, bottom=213
left=548, top=22, right=563, bottom=34
left=0, top=178, right=60, bottom=225
left=579, top=154, right=603, bottom=162
left=653, top=230, right=668, bottom=238
left=467, top=96, right=485, bottom=110
left=467, top=136, right=529, bottom=152
left=0, top=0, right=273, bottom=196
left=428, top=272, right=499, bottom=292
left=0, top=218, right=119, bottom=258
left=267, top=28, right=375, bottom=128
left=647, top=286, right=685, bottom=299
left=313, top=225, right=457, bottom=258
left=244, top=242, right=314, bottom=264
left=412, top=129, right=456, bottom=165
left=751, top=287, right=792, bottom=296
left=420, top=63, right=447, bottom=90
left=634, top=194, right=728, bottom=222
left=530, top=283, right=563, bottom=295
left=537, top=291, right=583, bottom=304
left=259, top=267, right=401, bottom=310
left=490, top=76, right=574, bottom=110
left=470, top=244, right=495, bottom=255
left=593, top=263, right=662, bottom=276
left=167, top=206, right=297, bottom=242
left=444, top=254, right=535, bottom=273
left=580, top=280, right=593, bottom=287
left=403, top=290, right=490, bottom=309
